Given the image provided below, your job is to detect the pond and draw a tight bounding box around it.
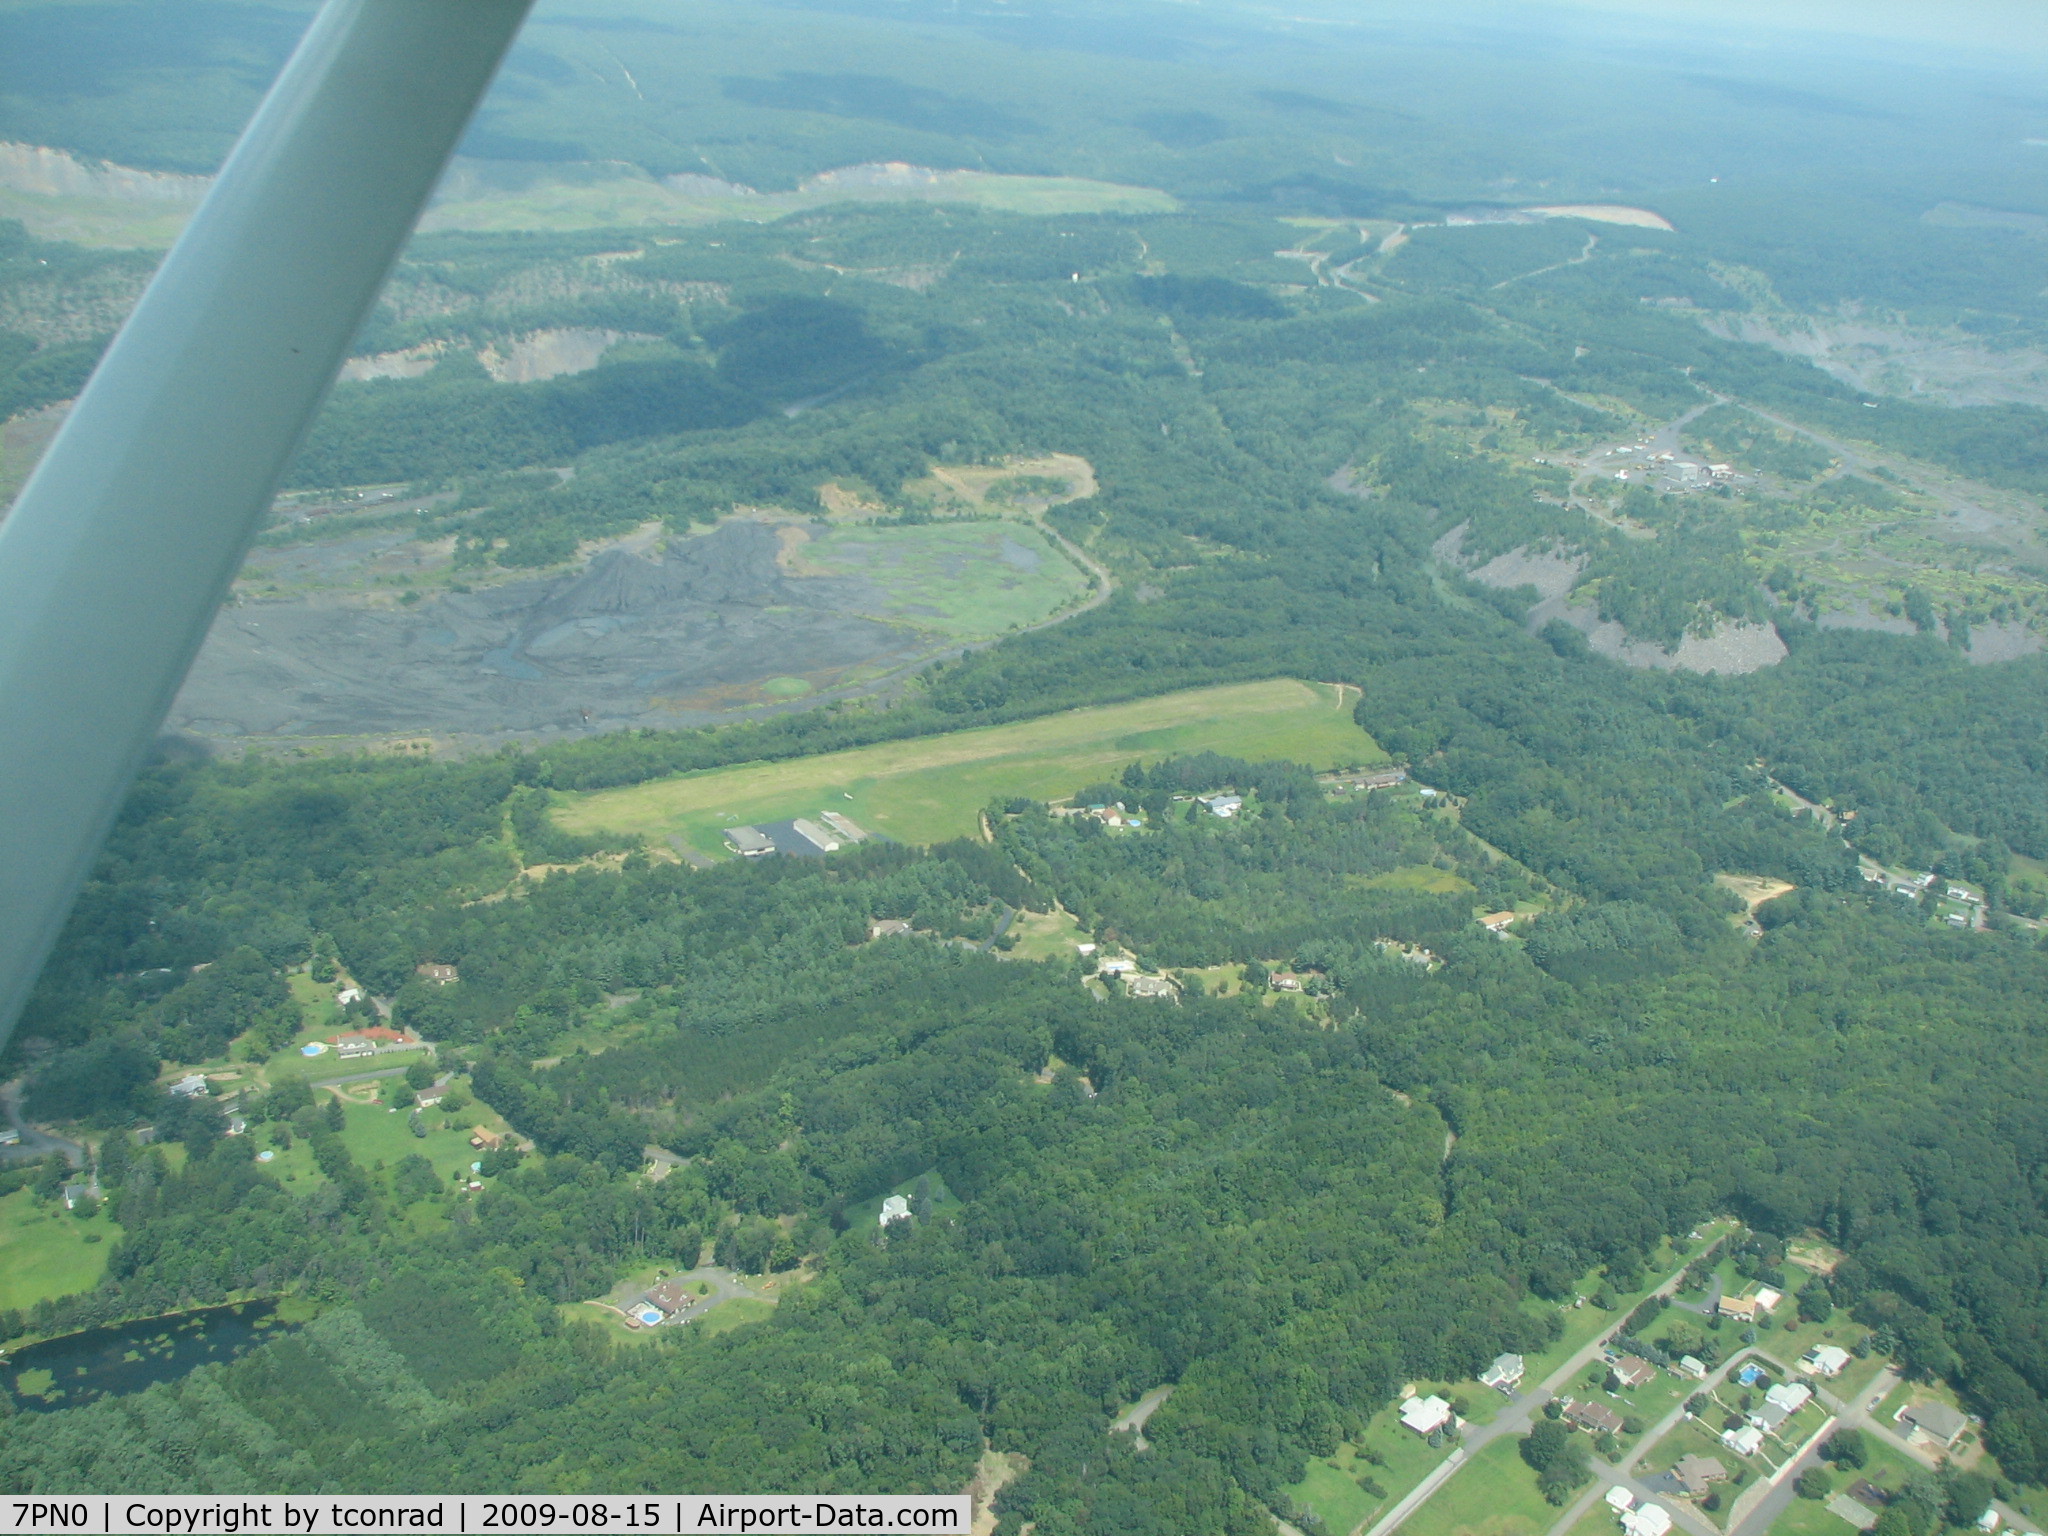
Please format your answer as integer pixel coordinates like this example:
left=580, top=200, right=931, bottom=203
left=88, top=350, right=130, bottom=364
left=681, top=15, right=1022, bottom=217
left=2, top=1301, right=286, bottom=1412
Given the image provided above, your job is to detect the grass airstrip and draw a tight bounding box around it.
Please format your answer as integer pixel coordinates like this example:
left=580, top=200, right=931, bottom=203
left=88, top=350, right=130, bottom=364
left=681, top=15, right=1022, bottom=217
left=553, top=678, right=1385, bottom=858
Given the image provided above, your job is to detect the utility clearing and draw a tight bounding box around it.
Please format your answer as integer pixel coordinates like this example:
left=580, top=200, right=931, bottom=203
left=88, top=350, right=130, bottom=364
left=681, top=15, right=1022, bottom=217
left=553, top=678, right=1383, bottom=856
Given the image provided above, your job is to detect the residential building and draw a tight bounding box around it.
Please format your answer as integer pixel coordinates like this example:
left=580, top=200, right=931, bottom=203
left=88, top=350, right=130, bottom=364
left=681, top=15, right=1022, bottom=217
left=468, top=1126, right=503, bottom=1151
left=1612, top=1355, right=1656, bottom=1389
left=869, top=919, right=913, bottom=940
left=1399, top=1395, right=1454, bottom=1436
left=1803, top=1345, right=1851, bottom=1377
left=1718, top=1294, right=1759, bottom=1321
left=1564, top=1399, right=1624, bottom=1436
left=879, top=1195, right=911, bottom=1227
left=1271, top=972, right=1304, bottom=992
left=169, top=1073, right=208, bottom=1098
left=1125, top=974, right=1179, bottom=1000
left=1765, top=1382, right=1812, bottom=1416
left=1672, top=1455, right=1728, bottom=1497
left=415, top=962, right=458, bottom=985
left=61, top=1182, right=92, bottom=1210
left=335, top=1035, right=375, bottom=1059
left=646, top=1279, right=693, bottom=1315
left=1606, top=1488, right=1636, bottom=1513
left=336, top=987, right=364, bottom=1006
left=1622, top=1504, right=1673, bottom=1536
left=1479, top=911, right=1519, bottom=934
left=1898, top=1401, right=1971, bottom=1449
left=1482, top=1353, right=1525, bottom=1394
left=1721, top=1425, right=1765, bottom=1457
left=1202, top=794, right=1244, bottom=818
left=1676, top=1355, right=1707, bottom=1380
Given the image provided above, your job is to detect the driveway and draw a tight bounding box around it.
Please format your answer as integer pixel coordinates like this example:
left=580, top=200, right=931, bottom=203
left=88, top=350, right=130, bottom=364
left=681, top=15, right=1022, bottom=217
left=0, top=1079, right=85, bottom=1168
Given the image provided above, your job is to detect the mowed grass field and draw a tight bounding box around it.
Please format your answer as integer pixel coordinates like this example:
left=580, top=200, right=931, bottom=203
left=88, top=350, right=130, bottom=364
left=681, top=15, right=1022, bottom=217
left=0, top=1188, right=119, bottom=1313
left=554, top=679, right=1384, bottom=857
left=1398, top=1434, right=1555, bottom=1536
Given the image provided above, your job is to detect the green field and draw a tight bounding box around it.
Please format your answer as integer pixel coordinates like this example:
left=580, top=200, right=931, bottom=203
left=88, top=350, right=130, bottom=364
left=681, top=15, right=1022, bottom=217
left=415, top=169, right=1177, bottom=238
left=0, top=1187, right=119, bottom=1313
left=555, top=678, right=1383, bottom=856
left=789, top=520, right=1089, bottom=640
left=844, top=1168, right=965, bottom=1230
left=1400, top=1435, right=1557, bottom=1536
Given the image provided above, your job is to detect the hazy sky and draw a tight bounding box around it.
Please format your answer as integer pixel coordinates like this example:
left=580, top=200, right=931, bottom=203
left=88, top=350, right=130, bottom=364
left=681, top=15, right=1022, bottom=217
left=1542, top=0, right=2048, bottom=63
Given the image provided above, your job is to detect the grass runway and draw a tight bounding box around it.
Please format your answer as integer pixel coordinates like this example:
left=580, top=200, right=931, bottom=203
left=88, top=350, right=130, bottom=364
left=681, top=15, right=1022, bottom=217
left=554, top=678, right=1384, bottom=858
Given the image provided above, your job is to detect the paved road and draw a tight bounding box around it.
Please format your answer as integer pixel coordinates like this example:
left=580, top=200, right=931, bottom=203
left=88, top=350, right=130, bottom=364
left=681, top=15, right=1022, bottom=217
left=0, top=1079, right=85, bottom=1168
left=1365, top=1252, right=1703, bottom=1536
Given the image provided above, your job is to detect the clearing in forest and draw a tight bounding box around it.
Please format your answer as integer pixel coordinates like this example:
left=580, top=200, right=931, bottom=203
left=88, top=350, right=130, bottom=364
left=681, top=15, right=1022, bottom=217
left=553, top=678, right=1385, bottom=856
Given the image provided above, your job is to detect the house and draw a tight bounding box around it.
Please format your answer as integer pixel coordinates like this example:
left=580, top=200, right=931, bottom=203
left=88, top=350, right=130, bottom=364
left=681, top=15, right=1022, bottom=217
left=1976, top=1511, right=2001, bottom=1533
left=878, top=1195, right=912, bottom=1227
left=415, top=963, right=458, bottom=985
left=869, top=919, right=913, bottom=940
left=1672, top=1455, right=1728, bottom=1497
left=1125, top=974, right=1179, bottom=1000
left=726, top=826, right=774, bottom=857
left=1479, top=911, right=1519, bottom=934
left=646, top=1279, right=693, bottom=1315
left=1399, top=1394, right=1454, bottom=1436
left=336, top=987, right=364, bottom=1006
left=1676, top=1355, right=1707, bottom=1380
left=1606, top=1487, right=1636, bottom=1513
left=1202, top=794, right=1244, bottom=818
left=1718, top=1294, right=1759, bottom=1321
left=1612, top=1355, right=1657, bottom=1389
left=1721, top=1425, right=1765, bottom=1457
left=468, top=1126, right=503, bottom=1151
left=1803, top=1345, right=1851, bottom=1377
left=61, top=1182, right=93, bottom=1210
left=415, top=1090, right=444, bottom=1110
left=334, top=1035, right=376, bottom=1059
left=169, top=1072, right=209, bottom=1098
left=1482, top=1353, right=1525, bottom=1394
left=1765, top=1382, right=1812, bottom=1416
left=1898, top=1401, right=1971, bottom=1449
left=1564, top=1399, right=1625, bottom=1437
left=1271, top=972, right=1305, bottom=992
left=1621, top=1504, right=1673, bottom=1536
left=1361, top=767, right=1409, bottom=790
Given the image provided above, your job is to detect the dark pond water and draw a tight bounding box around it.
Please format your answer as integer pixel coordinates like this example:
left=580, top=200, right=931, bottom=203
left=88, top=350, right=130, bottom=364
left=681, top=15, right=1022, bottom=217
left=2, top=1301, right=285, bottom=1412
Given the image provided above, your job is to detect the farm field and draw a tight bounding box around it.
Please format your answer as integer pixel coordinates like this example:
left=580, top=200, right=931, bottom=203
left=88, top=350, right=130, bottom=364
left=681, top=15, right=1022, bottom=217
left=0, top=1187, right=119, bottom=1313
left=1399, top=1434, right=1555, bottom=1536
left=554, top=678, right=1385, bottom=856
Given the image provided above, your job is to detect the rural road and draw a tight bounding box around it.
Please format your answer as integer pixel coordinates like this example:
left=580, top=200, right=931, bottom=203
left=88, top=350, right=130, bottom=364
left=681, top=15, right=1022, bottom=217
left=0, top=1079, right=85, bottom=1168
left=1364, top=1250, right=1704, bottom=1536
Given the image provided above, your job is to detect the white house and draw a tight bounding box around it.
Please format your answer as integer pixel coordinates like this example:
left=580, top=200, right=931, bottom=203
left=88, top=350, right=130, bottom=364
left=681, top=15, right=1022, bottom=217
left=1676, top=1355, right=1707, bottom=1380
left=1803, top=1345, right=1851, bottom=1378
left=336, top=986, right=364, bottom=1006
left=1622, top=1504, right=1673, bottom=1536
left=1606, top=1487, right=1636, bottom=1513
left=878, top=1195, right=911, bottom=1227
left=1722, top=1425, right=1765, bottom=1457
left=1203, top=794, right=1244, bottom=818
left=169, top=1073, right=208, bottom=1098
left=1399, top=1395, right=1453, bottom=1436
left=1482, top=1353, right=1525, bottom=1394
left=1765, top=1382, right=1812, bottom=1416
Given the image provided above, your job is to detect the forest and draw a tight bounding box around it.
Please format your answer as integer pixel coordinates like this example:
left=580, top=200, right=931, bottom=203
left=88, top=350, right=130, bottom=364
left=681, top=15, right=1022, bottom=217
left=2, top=19, right=2048, bottom=1522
